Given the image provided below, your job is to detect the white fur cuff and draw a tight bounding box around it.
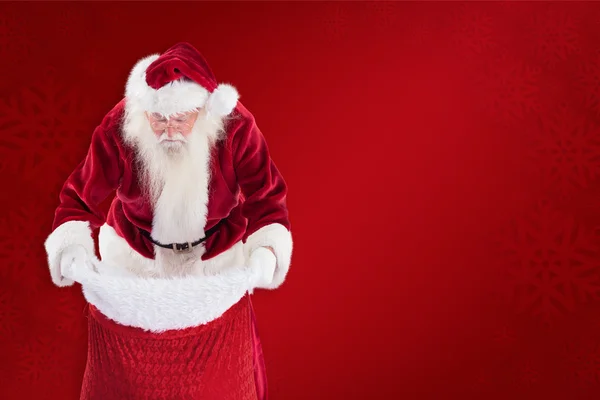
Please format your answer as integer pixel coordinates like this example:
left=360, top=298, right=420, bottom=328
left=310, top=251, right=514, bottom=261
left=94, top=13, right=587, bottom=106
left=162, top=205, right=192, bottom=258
left=244, top=223, right=293, bottom=289
left=248, top=247, right=277, bottom=292
left=43, top=221, right=95, bottom=287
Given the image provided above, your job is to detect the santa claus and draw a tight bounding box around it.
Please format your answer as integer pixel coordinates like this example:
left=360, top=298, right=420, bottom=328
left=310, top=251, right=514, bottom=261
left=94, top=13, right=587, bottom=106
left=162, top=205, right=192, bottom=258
left=43, top=42, right=293, bottom=399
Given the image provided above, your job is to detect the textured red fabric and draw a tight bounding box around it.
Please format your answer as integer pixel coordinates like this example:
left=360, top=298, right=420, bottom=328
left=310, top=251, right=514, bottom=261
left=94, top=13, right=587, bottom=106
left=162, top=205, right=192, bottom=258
left=80, top=295, right=260, bottom=400
left=145, top=42, right=218, bottom=92
left=249, top=298, right=268, bottom=400
left=51, top=98, right=290, bottom=260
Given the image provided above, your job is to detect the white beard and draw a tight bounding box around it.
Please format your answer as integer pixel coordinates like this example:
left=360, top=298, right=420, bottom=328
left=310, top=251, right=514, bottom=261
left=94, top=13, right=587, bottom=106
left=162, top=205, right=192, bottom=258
left=122, top=107, right=225, bottom=277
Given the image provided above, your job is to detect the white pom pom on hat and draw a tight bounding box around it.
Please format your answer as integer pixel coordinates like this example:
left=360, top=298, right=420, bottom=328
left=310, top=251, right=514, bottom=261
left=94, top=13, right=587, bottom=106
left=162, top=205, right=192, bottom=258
left=206, top=83, right=239, bottom=117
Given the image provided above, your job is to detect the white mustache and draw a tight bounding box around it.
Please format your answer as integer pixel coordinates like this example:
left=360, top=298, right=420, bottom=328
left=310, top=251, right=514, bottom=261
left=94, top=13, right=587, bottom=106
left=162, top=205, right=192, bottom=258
left=158, top=132, right=187, bottom=142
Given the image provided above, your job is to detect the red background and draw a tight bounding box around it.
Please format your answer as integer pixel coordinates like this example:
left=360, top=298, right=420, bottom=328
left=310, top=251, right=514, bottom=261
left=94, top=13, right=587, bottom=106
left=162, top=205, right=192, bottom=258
left=2, top=1, right=600, bottom=399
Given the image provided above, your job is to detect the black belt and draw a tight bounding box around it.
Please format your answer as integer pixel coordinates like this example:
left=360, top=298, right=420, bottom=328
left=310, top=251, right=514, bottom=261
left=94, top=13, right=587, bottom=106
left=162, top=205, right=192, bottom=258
left=138, top=221, right=222, bottom=254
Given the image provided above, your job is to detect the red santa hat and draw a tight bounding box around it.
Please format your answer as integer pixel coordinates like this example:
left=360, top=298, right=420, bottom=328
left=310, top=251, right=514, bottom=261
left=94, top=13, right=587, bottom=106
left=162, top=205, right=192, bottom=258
left=125, top=42, right=239, bottom=117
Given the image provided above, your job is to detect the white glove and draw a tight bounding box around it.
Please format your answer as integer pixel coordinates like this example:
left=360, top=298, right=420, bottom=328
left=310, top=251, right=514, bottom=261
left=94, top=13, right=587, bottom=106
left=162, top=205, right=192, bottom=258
left=248, top=247, right=277, bottom=290
left=53, top=244, right=93, bottom=287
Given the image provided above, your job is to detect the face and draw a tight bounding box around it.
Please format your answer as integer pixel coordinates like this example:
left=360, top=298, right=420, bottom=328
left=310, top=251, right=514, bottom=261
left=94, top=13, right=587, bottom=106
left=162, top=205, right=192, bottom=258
left=125, top=105, right=224, bottom=204
left=145, top=110, right=200, bottom=151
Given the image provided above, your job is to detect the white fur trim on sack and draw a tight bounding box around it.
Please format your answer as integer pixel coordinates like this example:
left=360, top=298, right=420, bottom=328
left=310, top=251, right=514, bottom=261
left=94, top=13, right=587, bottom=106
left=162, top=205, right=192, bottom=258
left=244, top=223, right=293, bottom=290
left=43, top=220, right=95, bottom=287
left=61, top=256, right=263, bottom=332
left=125, top=55, right=239, bottom=117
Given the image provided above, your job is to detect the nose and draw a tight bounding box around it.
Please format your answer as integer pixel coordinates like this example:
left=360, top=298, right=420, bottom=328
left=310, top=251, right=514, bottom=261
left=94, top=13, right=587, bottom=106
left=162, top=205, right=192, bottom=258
left=166, top=125, right=178, bottom=137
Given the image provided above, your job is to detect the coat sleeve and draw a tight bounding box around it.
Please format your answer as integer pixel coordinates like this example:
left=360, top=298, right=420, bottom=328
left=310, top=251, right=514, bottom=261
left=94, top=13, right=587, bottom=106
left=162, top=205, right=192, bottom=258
left=232, top=114, right=293, bottom=289
left=44, top=107, right=124, bottom=286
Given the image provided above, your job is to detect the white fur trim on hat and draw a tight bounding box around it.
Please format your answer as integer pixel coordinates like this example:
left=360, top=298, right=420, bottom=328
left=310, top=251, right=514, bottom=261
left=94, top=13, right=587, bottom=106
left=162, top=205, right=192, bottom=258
left=125, top=55, right=238, bottom=117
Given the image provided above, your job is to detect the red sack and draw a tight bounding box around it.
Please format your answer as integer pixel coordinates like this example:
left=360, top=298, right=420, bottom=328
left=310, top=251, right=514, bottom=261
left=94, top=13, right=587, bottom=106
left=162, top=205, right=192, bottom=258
left=62, top=258, right=269, bottom=399
left=80, top=295, right=266, bottom=400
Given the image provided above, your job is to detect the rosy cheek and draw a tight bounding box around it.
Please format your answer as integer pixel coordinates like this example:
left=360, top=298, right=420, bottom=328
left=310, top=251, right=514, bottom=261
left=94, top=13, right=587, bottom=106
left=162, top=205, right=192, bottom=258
left=179, top=126, right=194, bottom=136
left=151, top=127, right=164, bottom=136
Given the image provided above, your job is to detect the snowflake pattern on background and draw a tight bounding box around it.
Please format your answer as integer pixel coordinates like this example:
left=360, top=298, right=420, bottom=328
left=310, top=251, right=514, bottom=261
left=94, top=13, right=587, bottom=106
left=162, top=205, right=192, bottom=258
left=528, top=4, right=581, bottom=67
left=364, top=1, right=400, bottom=35
left=0, top=77, right=94, bottom=188
left=80, top=49, right=105, bottom=80
left=399, top=9, right=438, bottom=50
left=0, top=287, right=24, bottom=342
left=0, top=13, right=33, bottom=65
left=53, top=295, right=87, bottom=340
left=0, top=144, right=11, bottom=180
left=0, top=193, right=90, bottom=347
left=517, top=360, right=542, bottom=387
left=54, top=5, right=90, bottom=42
left=14, top=336, right=76, bottom=388
left=529, top=104, right=600, bottom=194
left=559, top=304, right=600, bottom=389
left=467, top=369, right=493, bottom=394
left=495, top=200, right=600, bottom=322
left=492, top=325, right=518, bottom=347
left=23, top=288, right=87, bottom=350
left=577, top=52, right=600, bottom=117
left=0, top=205, right=55, bottom=293
left=474, top=53, right=541, bottom=125
left=447, top=4, right=496, bottom=56
left=564, top=340, right=600, bottom=387
left=320, top=4, right=350, bottom=42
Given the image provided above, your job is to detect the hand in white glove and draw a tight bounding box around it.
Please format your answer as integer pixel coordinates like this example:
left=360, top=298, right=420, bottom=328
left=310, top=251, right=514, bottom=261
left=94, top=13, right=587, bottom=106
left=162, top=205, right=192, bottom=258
left=248, top=247, right=277, bottom=290
left=53, top=244, right=93, bottom=287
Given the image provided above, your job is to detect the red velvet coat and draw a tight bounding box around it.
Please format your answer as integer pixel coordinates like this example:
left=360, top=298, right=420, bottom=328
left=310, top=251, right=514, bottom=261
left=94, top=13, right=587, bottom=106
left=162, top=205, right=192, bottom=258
left=45, top=97, right=293, bottom=291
